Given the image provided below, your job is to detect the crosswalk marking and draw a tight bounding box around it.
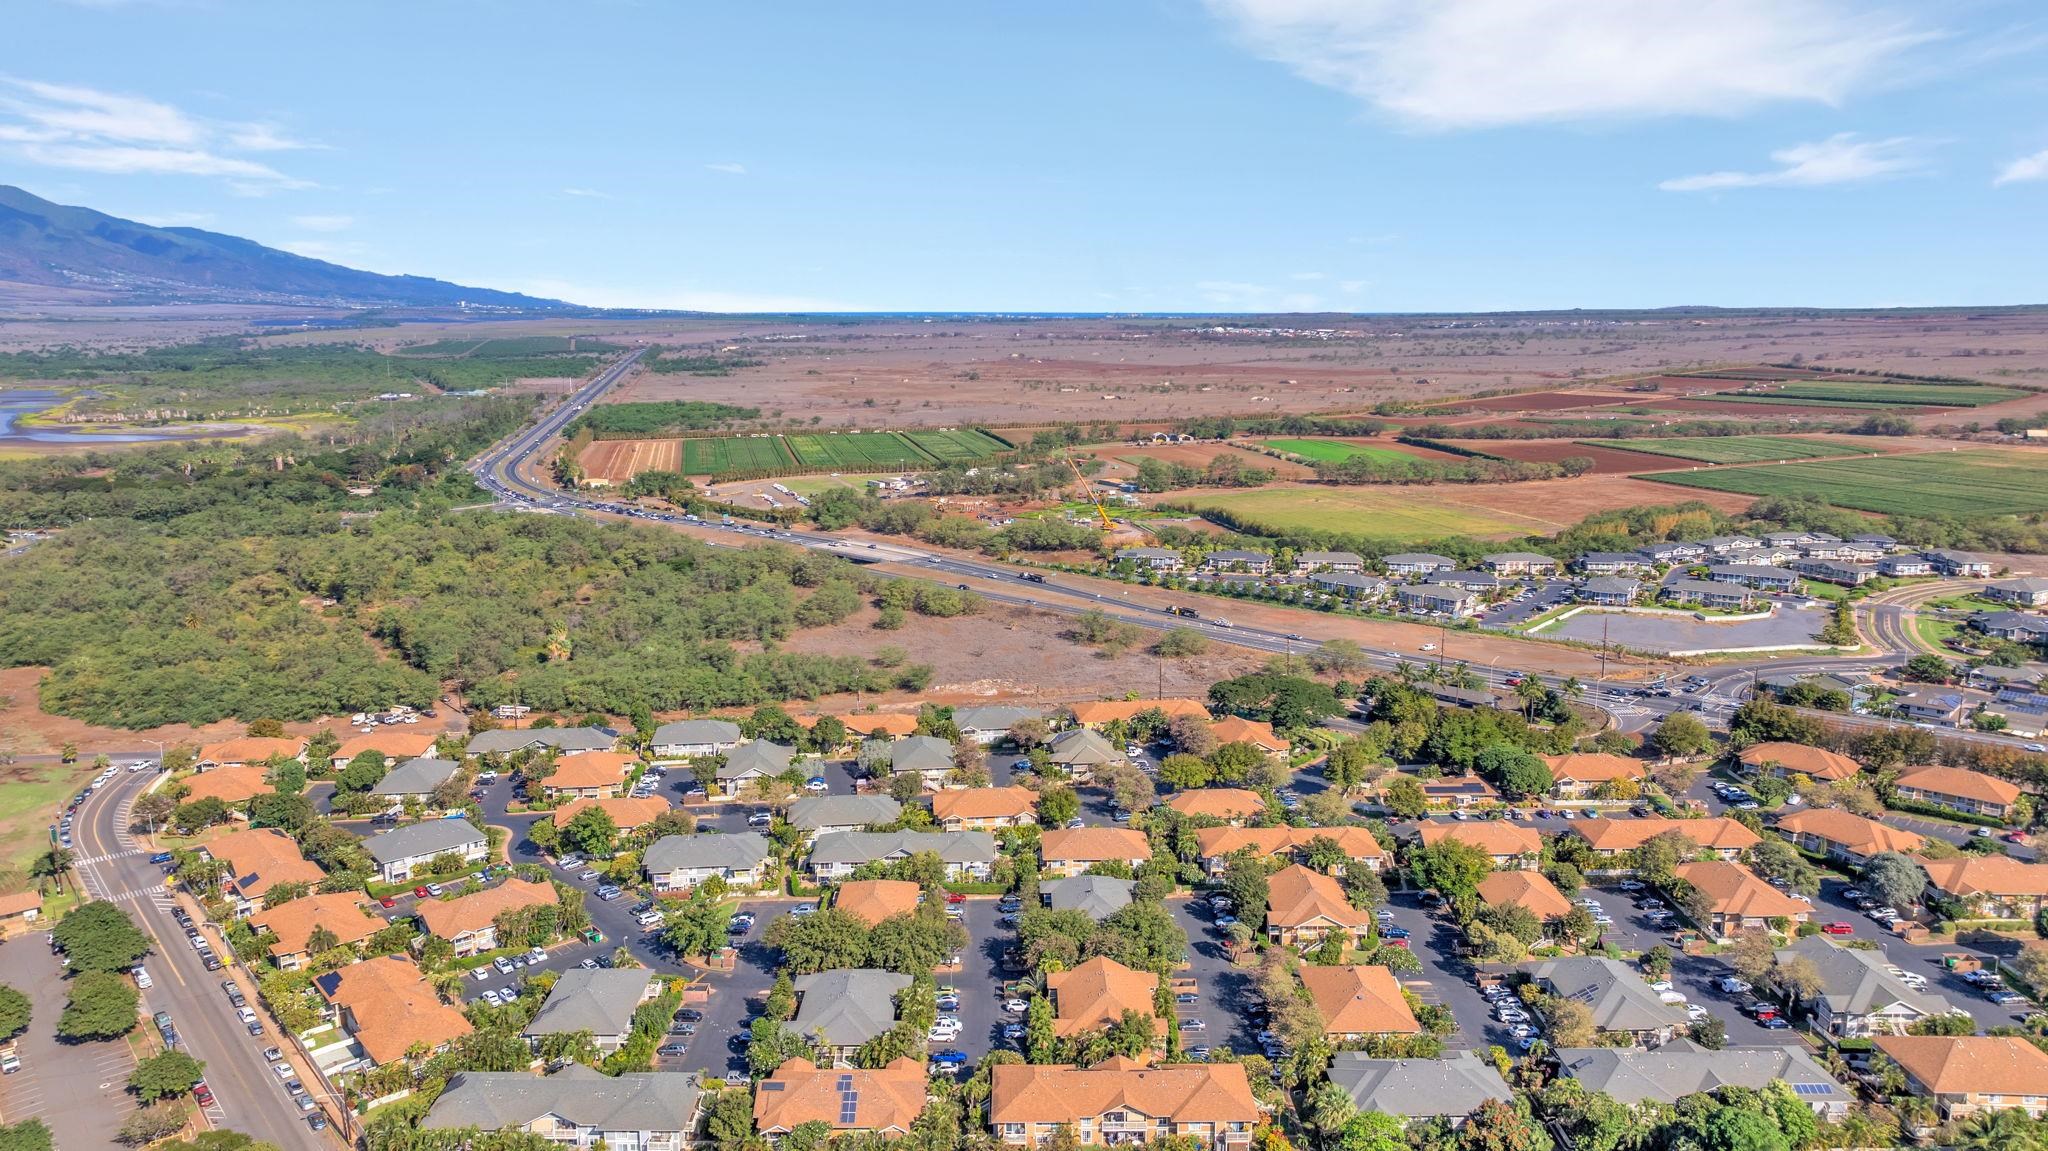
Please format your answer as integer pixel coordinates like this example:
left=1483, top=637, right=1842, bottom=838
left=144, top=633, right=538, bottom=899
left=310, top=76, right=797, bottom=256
left=72, top=849, right=141, bottom=866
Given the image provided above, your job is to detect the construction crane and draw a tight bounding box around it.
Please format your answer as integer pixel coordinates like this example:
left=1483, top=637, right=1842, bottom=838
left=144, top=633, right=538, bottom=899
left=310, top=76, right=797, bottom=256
left=1061, top=450, right=1116, bottom=531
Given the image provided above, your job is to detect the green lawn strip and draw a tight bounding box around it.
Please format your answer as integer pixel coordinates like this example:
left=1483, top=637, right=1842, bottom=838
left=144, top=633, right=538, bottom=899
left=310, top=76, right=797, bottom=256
left=1258, top=439, right=1419, bottom=466
left=0, top=759, right=90, bottom=880
left=1632, top=454, right=2048, bottom=517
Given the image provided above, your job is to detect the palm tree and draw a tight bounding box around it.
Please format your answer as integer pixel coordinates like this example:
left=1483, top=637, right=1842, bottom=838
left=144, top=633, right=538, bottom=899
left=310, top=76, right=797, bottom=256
left=1561, top=676, right=1584, bottom=701
left=31, top=847, right=74, bottom=894
left=1954, top=1108, right=2044, bottom=1150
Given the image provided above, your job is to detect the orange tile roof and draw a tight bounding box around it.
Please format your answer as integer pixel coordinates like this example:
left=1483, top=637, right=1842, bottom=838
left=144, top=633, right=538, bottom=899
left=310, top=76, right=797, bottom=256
left=1917, top=855, right=2048, bottom=900
left=1674, top=861, right=1810, bottom=921
left=1540, top=753, right=1647, bottom=785
left=1773, top=808, right=1925, bottom=856
left=318, top=956, right=471, bottom=1065
left=1209, top=716, right=1288, bottom=752
left=833, top=880, right=922, bottom=926
left=1067, top=699, right=1211, bottom=726
left=1896, top=765, right=2023, bottom=807
left=835, top=714, right=921, bottom=738
left=1040, top=827, right=1152, bottom=864
left=543, top=751, right=637, bottom=790
left=207, top=827, right=326, bottom=898
left=755, top=1057, right=929, bottom=1134
left=1476, top=871, right=1575, bottom=921
left=197, top=736, right=307, bottom=765
left=248, top=892, right=381, bottom=958
left=1567, top=816, right=1761, bottom=854
left=415, top=878, right=559, bottom=940
left=1192, top=825, right=1385, bottom=864
left=1299, top=965, right=1420, bottom=1036
left=992, top=1058, right=1260, bottom=1128
left=333, top=730, right=442, bottom=762
left=0, top=890, right=42, bottom=917
left=1416, top=821, right=1542, bottom=857
left=1267, top=864, right=1372, bottom=931
left=1874, top=1035, right=2048, bottom=1097
left=1739, top=742, right=1861, bottom=781
left=1047, top=957, right=1163, bottom=1038
left=551, top=796, right=671, bottom=830
left=1162, top=788, right=1266, bottom=821
left=181, top=764, right=272, bottom=806
left=930, top=786, right=1037, bottom=823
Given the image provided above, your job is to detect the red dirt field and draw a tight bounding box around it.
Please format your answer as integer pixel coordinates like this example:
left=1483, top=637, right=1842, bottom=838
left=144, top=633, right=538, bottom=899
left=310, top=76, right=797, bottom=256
left=1428, top=390, right=1635, bottom=413
left=579, top=438, right=681, bottom=485
left=1438, top=439, right=1693, bottom=473
left=1437, top=474, right=1759, bottom=527
left=1101, top=441, right=1316, bottom=480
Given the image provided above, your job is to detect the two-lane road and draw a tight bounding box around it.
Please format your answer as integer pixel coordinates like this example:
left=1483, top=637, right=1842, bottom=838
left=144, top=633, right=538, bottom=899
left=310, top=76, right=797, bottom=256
left=72, top=772, right=331, bottom=1151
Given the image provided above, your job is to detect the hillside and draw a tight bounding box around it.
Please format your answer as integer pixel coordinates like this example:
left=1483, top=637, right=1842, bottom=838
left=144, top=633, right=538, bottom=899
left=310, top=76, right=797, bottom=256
left=0, top=185, right=568, bottom=310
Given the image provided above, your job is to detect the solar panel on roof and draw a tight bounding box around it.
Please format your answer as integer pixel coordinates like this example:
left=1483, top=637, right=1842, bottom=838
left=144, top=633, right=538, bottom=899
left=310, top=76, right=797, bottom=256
left=1792, top=1083, right=1833, bottom=1096
left=840, top=1103, right=859, bottom=1123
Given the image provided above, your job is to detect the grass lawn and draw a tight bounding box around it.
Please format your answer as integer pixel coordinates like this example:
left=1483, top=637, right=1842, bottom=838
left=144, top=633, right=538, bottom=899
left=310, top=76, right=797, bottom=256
left=1914, top=612, right=1962, bottom=650
left=1259, top=439, right=1419, bottom=466
left=0, top=760, right=91, bottom=884
left=1800, top=580, right=1850, bottom=601
left=1181, top=487, right=1529, bottom=539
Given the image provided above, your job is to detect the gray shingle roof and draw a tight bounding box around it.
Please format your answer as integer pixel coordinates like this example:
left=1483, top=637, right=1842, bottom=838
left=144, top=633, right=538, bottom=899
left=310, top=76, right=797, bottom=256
left=889, top=735, right=955, bottom=774
left=1327, top=1052, right=1510, bottom=1121
left=1775, top=936, right=1954, bottom=1018
left=718, top=742, right=794, bottom=780
left=643, top=833, right=771, bottom=874
left=465, top=726, right=617, bottom=756
left=1530, top=957, right=1689, bottom=1033
left=1384, top=553, right=1455, bottom=567
left=952, top=706, right=1044, bottom=733
left=1554, top=1040, right=1847, bottom=1106
left=1046, top=727, right=1118, bottom=766
left=651, top=719, right=742, bottom=747
left=361, top=818, right=485, bottom=864
left=424, top=1066, right=700, bottom=1133
left=787, top=795, right=902, bottom=832
left=807, top=830, right=998, bottom=869
left=369, top=757, right=460, bottom=797
left=1041, top=876, right=1135, bottom=920
left=522, top=969, right=654, bottom=1040
left=792, top=969, right=911, bottom=1047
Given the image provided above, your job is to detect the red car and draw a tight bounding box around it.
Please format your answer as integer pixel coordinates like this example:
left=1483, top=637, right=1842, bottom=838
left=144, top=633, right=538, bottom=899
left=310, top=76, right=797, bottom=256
left=1822, top=921, right=1854, bottom=936
left=1383, top=937, right=1411, bottom=949
left=413, top=886, right=431, bottom=898
left=2006, top=832, right=2028, bottom=844
left=193, top=1082, right=214, bottom=1107
left=944, top=892, right=966, bottom=904
left=379, top=896, right=397, bottom=909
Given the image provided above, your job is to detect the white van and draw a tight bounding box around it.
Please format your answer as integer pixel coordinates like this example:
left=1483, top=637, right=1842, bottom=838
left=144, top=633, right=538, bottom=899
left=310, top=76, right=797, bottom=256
left=132, top=966, right=153, bottom=989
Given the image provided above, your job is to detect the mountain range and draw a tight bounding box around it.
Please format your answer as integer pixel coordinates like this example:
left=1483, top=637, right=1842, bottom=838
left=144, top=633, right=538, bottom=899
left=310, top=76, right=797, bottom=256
left=0, top=185, right=567, bottom=310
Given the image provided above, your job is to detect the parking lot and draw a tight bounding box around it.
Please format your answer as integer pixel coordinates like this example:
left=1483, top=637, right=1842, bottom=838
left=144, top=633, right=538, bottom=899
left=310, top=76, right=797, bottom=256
left=0, top=939, right=136, bottom=1150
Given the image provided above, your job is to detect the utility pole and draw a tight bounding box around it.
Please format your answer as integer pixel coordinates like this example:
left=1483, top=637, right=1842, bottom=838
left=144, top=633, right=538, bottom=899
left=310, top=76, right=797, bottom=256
left=1598, top=616, right=1610, bottom=684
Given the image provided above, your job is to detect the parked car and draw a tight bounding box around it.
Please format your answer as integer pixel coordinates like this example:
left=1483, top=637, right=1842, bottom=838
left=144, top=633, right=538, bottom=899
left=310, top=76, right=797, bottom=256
left=1822, top=921, right=1855, bottom=935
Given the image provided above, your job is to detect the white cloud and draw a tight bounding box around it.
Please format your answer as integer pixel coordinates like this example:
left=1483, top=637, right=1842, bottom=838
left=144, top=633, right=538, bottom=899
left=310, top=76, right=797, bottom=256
left=1994, top=147, right=2048, bottom=187
left=1203, top=0, right=1929, bottom=129
left=226, top=122, right=320, bottom=151
left=1659, top=133, right=1926, bottom=191
left=705, top=162, right=746, bottom=175
left=561, top=187, right=614, bottom=199
left=0, top=78, right=313, bottom=189
left=290, top=214, right=353, bottom=231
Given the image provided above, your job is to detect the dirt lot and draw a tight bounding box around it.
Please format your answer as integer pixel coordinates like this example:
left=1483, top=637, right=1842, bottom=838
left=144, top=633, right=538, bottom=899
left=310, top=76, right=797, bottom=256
left=1099, top=441, right=1317, bottom=480
left=1416, top=474, right=1758, bottom=528
left=581, top=438, right=682, bottom=485
left=1615, top=397, right=1928, bottom=418
left=778, top=601, right=1267, bottom=707
left=1441, top=439, right=1694, bottom=473
left=1430, top=390, right=1638, bottom=413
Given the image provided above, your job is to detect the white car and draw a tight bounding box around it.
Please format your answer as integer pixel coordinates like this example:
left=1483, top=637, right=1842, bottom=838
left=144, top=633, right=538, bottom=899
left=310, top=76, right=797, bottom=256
left=1717, top=977, right=1752, bottom=994
left=132, top=966, right=153, bottom=989
left=1003, top=998, right=1029, bottom=1014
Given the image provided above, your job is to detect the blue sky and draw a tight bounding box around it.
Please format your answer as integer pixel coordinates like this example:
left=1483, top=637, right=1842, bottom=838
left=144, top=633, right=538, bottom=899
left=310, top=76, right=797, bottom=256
left=5, top=0, right=2046, bottom=311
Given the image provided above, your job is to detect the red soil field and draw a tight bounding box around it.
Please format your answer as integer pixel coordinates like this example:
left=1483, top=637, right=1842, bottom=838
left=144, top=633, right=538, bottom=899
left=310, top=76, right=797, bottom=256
left=1430, top=390, right=1630, bottom=413
left=1440, top=439, right=1693, bottom=473
left=580, top=438, right=681, bottom=485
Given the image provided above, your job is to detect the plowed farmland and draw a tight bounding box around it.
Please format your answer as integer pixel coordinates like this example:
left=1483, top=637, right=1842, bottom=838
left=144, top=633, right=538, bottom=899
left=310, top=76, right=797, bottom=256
left=1434, top=391, right=1629, bottom=412
left=579, top=438, right=682, bottom=484
left=1436, top=440, right=1689, bottom=473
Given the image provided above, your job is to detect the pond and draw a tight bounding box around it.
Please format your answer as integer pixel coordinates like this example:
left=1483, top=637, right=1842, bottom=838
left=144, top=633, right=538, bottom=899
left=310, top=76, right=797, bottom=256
left=0, top=390, right=193, bottom=444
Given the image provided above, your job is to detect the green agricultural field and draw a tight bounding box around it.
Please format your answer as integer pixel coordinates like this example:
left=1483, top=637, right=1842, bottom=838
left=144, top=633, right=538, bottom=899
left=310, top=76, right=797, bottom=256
left=1714, top=381, right=2026, bottom=408
left=681, top=436, right=793, bottom=473
left=1260, top=439, right=1419, bottom=465
left=1637, top=451, right=2048, bottom=517
left=904, top=428, right=1012, bottom=462
left=1578, top=436, right=1879, bottom=464
left=784, top=432, right=934, bottom=470
left=1184, top=487, right=1529, bottom=539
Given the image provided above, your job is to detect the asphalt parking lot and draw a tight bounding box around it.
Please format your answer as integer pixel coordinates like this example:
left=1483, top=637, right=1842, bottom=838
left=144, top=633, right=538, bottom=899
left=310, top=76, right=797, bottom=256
left=1478, top=582, right=1573, bottom=631
left=0, top=939, right=135, bottom=1150
left=1167, top=896, right=1262, bottom=1055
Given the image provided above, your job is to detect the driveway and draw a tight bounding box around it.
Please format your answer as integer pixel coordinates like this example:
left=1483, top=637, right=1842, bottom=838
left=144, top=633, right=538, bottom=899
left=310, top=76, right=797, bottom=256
left=1166, top=896, right=1262, bottom=1055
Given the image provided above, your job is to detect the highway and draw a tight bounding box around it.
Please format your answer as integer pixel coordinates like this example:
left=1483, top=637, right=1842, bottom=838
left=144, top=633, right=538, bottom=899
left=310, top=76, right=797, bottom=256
left=71, top=771, right=330, bottom=1151
left=470, top=351, right=2044, bottom=752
